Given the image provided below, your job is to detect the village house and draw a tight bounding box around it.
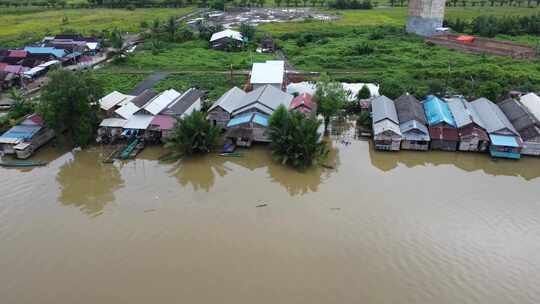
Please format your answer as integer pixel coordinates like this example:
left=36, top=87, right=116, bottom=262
left=210, top=29, right=244, bottom=51
left=470, top=97, right=523, bottom=159
left=259, top=35, right=276, bottom=53
left=99, top=91, right=136, bottom=116
left=498, top=98, right=540, bottom=156
left=371, top=95, right=402, bottom=151
left=226, top=112, right=270, bottom=147
left=0, top=114, right=54, bottom=159
left=520, top=93, right=540, bottom=122
left=207, top=86, right=247, bottom=128
left=423, top=95, right=459, bottom=151
left=394, top=94, right=430, bottom=151
left=289, top=93, right=317, bottom=116
left=446, top=96, right=490, bottom=152
left=249, top=60, right=286, bottom=91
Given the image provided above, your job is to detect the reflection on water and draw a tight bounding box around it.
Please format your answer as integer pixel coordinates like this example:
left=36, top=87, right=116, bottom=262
left=368, top=140, right=540, bottom=180
left=56, top=147, right=124, bottom=216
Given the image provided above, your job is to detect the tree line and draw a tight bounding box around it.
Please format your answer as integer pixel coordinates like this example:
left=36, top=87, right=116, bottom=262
left=445, top=14, right=540, bottom=37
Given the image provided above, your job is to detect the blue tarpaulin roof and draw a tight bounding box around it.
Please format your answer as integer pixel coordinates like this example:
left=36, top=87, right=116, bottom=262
left=227, top=112, right=269, bottom=128
left=24, top=47, right=66, bottom=58
left=0, top=125, right=41, bottom=143
left=423, top=95, right=456, bottom=127
left=489, top=134, right=520, bottom=147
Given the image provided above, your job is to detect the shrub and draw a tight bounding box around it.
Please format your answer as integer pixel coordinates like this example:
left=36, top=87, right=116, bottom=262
left=165, top=111, right=220, bottom=157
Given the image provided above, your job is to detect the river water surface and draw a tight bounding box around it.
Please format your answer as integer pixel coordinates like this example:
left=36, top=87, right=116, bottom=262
left=1, top=136, right=540, bottom=304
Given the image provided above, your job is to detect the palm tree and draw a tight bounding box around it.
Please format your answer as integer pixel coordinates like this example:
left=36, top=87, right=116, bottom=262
left=165, top=111, right=220, bottom=157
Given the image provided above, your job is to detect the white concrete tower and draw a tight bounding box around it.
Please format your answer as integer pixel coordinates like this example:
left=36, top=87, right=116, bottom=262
left=406, top=0, right=446, bottom=36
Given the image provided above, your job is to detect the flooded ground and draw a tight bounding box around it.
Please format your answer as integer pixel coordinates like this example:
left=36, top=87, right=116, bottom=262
left=1, top=135, right=540, bottom=304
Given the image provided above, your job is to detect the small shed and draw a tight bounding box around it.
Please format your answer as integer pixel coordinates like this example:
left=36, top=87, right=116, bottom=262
left=207, top=86, right=246, bottom=128
left=210, top=29, right=244, bottom=51
left=423, top=95, right=458, bottom=151
left=394, top=94, right=430, bottom=151
left=446, top=96, right=489, bottom=152
left=226, top=112, right=270, bottom=147
left=289, top=93, right=317, bottom=116
left=470, top=97, right=523, bottom=159
left=498, top=98, right=540, bottom=156
left=259, top=36, right=276, bottom=53
left=250, top=61, right=286, bottom=91
left=99, top=91, right=135, bottom=114
left=371, top=95, right=402, bottom=151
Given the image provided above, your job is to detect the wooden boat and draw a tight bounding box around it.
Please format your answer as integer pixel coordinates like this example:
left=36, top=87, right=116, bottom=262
left=219, top=152, right=242, bottom=157
left=222, top=142, right=236, bottom=153
left=0, top=160, right=48, bottom=167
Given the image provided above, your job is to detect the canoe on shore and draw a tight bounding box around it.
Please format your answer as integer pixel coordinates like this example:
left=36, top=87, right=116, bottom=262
left=0, top=160, right=48, bottom=167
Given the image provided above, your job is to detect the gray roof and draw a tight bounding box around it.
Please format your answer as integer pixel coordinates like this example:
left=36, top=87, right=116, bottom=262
left=131, top=89, right=158, bottom=108
left=208, top=86, right=246, bottom=113
left=395, top=94, right=426, bottom=125
left=161, top=88, right=202, bottom=116
left=498, top=98, right=540, bottom=140
left=470, top=98, right=518, bottom=136
left=400, top=120, right=429, bottom=136
left=372, top=95, right=399, bottom=125
left=231, top=85, right=293, bottom=116
left=446, top=96, right=485, bottom=129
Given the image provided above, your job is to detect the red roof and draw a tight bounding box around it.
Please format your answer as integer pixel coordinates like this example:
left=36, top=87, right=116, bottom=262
left=151, top=115, right=176, bottom=130
left=0, top=63, right=7, bottom=70
left=2, top=65, right=23, bottom=74
left=290, top=93, right=316, bottom=111
left=8, top=50, right=27, bottom=58
left=456, top=35, right=475, bottom=43
left=429, top=126, right=459, bottom=141
left=26, top=114, right=44, bottom=126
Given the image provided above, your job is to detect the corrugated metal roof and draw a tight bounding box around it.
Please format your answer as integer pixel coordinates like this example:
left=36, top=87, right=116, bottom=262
left=470, top=97, right=518, bottom=136
left=423, top=95, right=456, bottom=127
left=227, top=112, right=253, bottom=127
left=399, top=120, right=429, bottom=136
left=131, top=89, right=158, bottom=108
left=289, top=93, right=316, bottom=111
left=395, top=94, right=427, bottom=125
left=151, top=115, right=176, bottom=130
left=489, top=134, right=520, bottom=147
left=373, top=119, right=402, bottom=137
left=520, top=93, right=540, bottom=121
left=252, top=113, right=269, bottom=126
left=210, top=29, right=243, bottom=42
left=24, top=47, right=66, bottom=58
left=250, top=61, right=284, bottom=85
left=372, top=95, right=399, bottom=125
left=124, top=115, right=154, bottom=130
left=114, top=102, right=140, bottom=119
left=162, top=88, right=201, bottom=116
left=446, top=96, right=485, bottom=129
left=0, top=124, right=41, bottom=144
left=209, top=86, right=247, bottom=113
left=99, top=118, right=127, bottom=128
left=498, top=98, right=539, bottom=131
left=99, top=91, right=136, bottom=111
left=232, top=85, right=293, bottom=116
left=143, top=89, right=181, bottom=115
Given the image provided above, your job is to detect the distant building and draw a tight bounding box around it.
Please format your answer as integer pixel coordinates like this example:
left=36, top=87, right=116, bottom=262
left=446, top=96, right=490, bottom=152
left=371, top=95, right=402, bottom=151
left=250, top=60, right=286, bottom=91
left=210, top=29, right=244, bottom=51
left=470, top=97, right=523, bottom=159
left=423, top=95, right=458, bottom=151
left=394, top=94, right=430, bottom=151
left=289, top=93, right=317, bottom=116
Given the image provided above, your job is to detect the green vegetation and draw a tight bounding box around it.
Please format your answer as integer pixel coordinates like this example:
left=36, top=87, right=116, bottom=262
left=314, top=74, right=348, bottom=131
left=153, top=73, right=246, bottom=100
left=94, top=69, right=146, bottom=93
left=120, top=40, right=274, bottom=71
left=38, top=70, right=103, bottom=146
left=268, top=105, right=327, bottom=170
left=0, top=7, right=195, bottom=47
left=0, top=89, right=35, bottom=133
left=165, top=110, right=221, bottom=157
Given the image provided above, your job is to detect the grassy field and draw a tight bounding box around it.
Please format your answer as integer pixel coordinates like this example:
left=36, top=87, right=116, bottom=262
left=121, top=40, right=275, bottom=71
left=154, top=73, right=247, bottom=100
left=0, top=7, right=196, bottom=47
left=94, top=69, right=147, bottom=94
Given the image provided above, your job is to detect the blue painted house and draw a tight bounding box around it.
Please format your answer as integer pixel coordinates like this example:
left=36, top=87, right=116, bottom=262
left=226, top=112, right=270, bottom=147
left=423, top=95, right=459, bottom=151
left=24, top=47, right=67, bottom=59
left=470, top=97, right=523, bottom=159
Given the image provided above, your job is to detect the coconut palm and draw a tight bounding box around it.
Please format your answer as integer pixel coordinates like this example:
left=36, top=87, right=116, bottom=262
left=165, top=111, right=221, bottom=157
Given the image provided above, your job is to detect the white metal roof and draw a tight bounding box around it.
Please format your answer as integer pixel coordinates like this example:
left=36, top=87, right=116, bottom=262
left=250, top=60, right=285, bottom=85
left=114, top=102, right=140, bottom=119
left=23, top=66, right=46, bottom=77
left=86, top=42, right=99, bottom=50
left=99, top=118, right=127, bottom=128
left=373, top=119, right=402, bottom=137
left=37, top=60, right=60, bottom=68
left=210, top=29, right=243, bottom=42
left=520, top=93, right=540, bottom=121
left=143, top=89, right=181, bottom=115
left=124, top=115, right=154, bottom=130
left=342, top=83, right=380, bottom=101
left=99, top=91, right=136, bottom=111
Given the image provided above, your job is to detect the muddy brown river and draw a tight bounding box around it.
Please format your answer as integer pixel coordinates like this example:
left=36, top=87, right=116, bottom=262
left=1, top=136, right=540, bottom=304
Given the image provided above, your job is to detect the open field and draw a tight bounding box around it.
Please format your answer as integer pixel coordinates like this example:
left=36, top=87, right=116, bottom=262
left=0, top=7, right=196, bottom=47
left=120, top=40, right=275, bottom=71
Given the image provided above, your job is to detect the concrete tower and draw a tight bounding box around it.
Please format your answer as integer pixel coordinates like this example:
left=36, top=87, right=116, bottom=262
left=406, top=0, right=446, bottom=37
